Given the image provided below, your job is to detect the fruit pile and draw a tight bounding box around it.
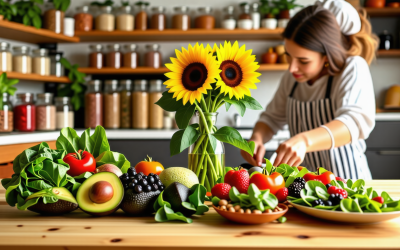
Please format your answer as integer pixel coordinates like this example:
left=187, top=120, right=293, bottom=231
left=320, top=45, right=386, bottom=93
left=119, top=167, right=165, bottom=193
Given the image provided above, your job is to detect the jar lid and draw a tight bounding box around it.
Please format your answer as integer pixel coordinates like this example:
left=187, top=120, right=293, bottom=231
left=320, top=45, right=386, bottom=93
left=251, top=3, right=259, bottom=10
left=32, top=48, right=49, bottom=56
left=151, top=6, right=165, bottom=13
left=107, top=44, right=121, bottom=51
left=198, top=7, right=212, bottom=14
left=16, top=93, right=34, bottom=101
left=16, top=93, right=33, bottom=98
left=89, top=44, right=103, bottom=52
left=100, top=6, right=113, bottom=12
left=0, top=42, right=10, bottom=50
left=2, top=93, right=9, bottom=98
left=173, top=6, right=189, bottom=13
left=13, top=46, right=30, bottom=54
left=124, top=44, right=137, bottom=51
left=105, top=79, right=118, bottom=85
left=134, top=79, right=148, bottom=91
left=120, top=5, right=132, bottom=12
left=88, top=79, right=102, bottom=86
left=240, top=3, right=250, bottom=12
left=120, top=79, right=132, bottom=85
left=76, top=5, right=90, bottom=13
left=224, top=6, right=235, bottom=14
left=146, top=44, right=160, bottom=51
left=55, top=96, right=70, bottom=103
left=37, top=93, right=53, bottom=99
left=149, top=79, right=163, bottom=92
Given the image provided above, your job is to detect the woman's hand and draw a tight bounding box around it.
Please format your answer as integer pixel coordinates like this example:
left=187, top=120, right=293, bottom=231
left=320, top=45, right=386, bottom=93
left=240, top=138, right=265, bottom=167
left=273, top=134, right=307, bottom=167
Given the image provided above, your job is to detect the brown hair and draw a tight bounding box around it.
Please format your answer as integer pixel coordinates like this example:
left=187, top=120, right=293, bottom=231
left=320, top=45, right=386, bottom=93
left=283, top=5, right=378, bottom=75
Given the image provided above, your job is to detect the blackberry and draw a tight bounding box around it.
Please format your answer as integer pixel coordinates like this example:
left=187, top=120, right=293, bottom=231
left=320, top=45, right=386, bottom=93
left=128, top=182, right=135, bottom=189
left=154, top=175, right=160, bottom=181
left=159, top=185, right=164, bottom=191
left=293, top=177, right=306, bottom=188
left=328, top=193, right=344, bottom=205
left=123, top=183, right=129, bottom=190
left=144, top=185, right=152, bottom=192
left=127, top=167, right=136, bottom=176
left=324, top=200, right=333, bottom=206
left=326, top=184, right=332, bottom=189
left=288, top=182, right=304, bottom=198
left=311, top=199, right=325, bottom=207
left=131, top=179, right=138, bottom=184
left=148, top=176, right=155, bottom=184
left=157, top=180, right=163, bottom=187
left=152, top=184, right=158, bottom=191
left=139, top=179, right=148, bottom=186
left=134, top=185, right=143, bottom=193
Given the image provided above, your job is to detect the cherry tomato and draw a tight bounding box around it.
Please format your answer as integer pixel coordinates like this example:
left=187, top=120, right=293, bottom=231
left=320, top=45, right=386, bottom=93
left=135, top=155, right=164, bottom=175
left=249, top=172, right=285, bottom=195
left=303, top=171, right=336, bottom=185
left=372, top=196, right=384, bottom=204
left=63, top=150, right=96, bottom=177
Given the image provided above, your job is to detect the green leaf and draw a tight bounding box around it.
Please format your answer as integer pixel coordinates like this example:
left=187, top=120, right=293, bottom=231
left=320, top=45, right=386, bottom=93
left=78, top=128, right=94, bottom=154
left=315, top=186, right=329, bottom=200
left=95, top=151, right=131, bottom=174
left=155, top=91, right=185, bottom=112
left=56, top=127, right=80, bottom=154
left=213, top=127, right=253, bottom=156
left=175, top=104, right=195, bottom=129
left=241, top=96, right=263, bottom=110
left=32, top=15, right=41, bottom=29
left=208, top=134, right=217, bottom=153
left=22, top=14, right=30, bottom=26
left=229, top=186, right=240, bottom=203
left=188, top=184, right=209, bottom=215
left=212, top=196, right=221, bottom=206
left=164, top=205, right=193, bottom=223
left=90, top=126, right=111, bottom=158
left=340, top=198, right=363, bottom=213
left=224, top=97, right=246, bottom=117
left=170, top=125, right=200, bottom=156
left=182, top=201, right=196, bottom=211
left=225, top=102, right=231, bottom=111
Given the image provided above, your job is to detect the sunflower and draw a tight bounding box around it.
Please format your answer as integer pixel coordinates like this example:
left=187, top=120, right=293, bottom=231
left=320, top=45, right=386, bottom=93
left=164, top=43, right=221, bottom=105
left=215, top=41, right=261, bottom=99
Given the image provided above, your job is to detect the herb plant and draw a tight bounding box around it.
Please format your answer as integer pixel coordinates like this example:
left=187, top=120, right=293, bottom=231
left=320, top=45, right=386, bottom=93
left=12, top=0, right=43, bottom=29
left=121, top=0, right=129, bottom=6
left=48, top=0, right=71, bottom=12
left=0, top=0, right=18, bottom=21
left=259, top=0, right=280, bottom=17
left=273, top=0, right=303, bottom=11
left=0, top=73, right=18, bottom=110
left=90, top=0, right=114, bottom=6
left=134, top=1, right=149, bottom=6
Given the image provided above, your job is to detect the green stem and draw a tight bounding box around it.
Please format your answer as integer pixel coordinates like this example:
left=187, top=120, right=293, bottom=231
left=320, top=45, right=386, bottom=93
left=200, top=95, right=209, bottom=113
left=204, top=176, right=211, bottom=192
left=215, top=99, right=225, bottom=112
left=194, top=102, right=211, bottom=135
left=211, top=92, right=223, bottom=112
left=192, top=134, right=205, bottom=154
left=200, top=155, right=208, bottom=185
left=206, top=90, right=212, bottom=110
left=206, top=154, right=218, bottom=183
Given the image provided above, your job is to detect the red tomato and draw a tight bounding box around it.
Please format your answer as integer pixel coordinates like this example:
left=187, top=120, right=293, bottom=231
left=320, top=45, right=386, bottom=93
left=303, top=171, right=336, bottom=185
left=63, top=150, right=96, bottom=177
left=135, top=155, right=164, bottom=175
left=249, top=172, right=285, bottom=195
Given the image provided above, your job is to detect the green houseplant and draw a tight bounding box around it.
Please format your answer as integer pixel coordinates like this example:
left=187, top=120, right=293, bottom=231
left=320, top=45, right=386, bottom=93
left=43, top=0, right=71, bottom=33
left=0, top=73, right=18, bottom=132
left=0, top=0, right=17, bottom=21
left=259, top=0, right=280, bottom=18
left=12, top=0, right=43, bottom=29
left=273, top=0, right=303, bottom=19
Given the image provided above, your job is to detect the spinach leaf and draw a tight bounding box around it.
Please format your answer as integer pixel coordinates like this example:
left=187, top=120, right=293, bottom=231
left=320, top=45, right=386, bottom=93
left=78, top=128, right=94, bottom=153
left=90, top=126, right=110, bottom=158
left=95, top=151, right=130, bottom=174
left=56, top=127, right=80, bottom=154
left=315, top=186, right=329, bottom=200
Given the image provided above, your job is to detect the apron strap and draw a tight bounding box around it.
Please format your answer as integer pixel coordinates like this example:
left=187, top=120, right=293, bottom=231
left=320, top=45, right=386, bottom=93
left=325, top=75, right=334, bottom=99
left=289, top=81, right=298, bottom=98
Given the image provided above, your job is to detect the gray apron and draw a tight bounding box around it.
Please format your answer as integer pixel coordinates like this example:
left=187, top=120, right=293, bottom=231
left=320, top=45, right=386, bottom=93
left=287, top=76, right=372, bottom=180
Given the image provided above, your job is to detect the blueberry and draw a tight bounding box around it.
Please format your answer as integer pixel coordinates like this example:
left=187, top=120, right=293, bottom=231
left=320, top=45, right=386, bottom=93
left=131, top=179, right=138, bottom=184
left=152, top=184, right=158, bottom=191
left=139, top=179, right=148, bottom=186
left=159, top=185, right=164, bottom=191
left=135, top=185, right=143, bottom=193
left=324, top=200, right=333, bottom=206
left=138, top=172, right=144, bottom=176
left=127, top=168, right=136, bottom=176
left=157, top=180, right=163, bottom=186
left=128, top=182, right=135, bottom=189
left=122, top=173, right=129, bottom=178
left=148, top=176, right=155, bottom=184
left=136, top=175, right=143, bottom=180
left=144, top=185, right=152, bottom=192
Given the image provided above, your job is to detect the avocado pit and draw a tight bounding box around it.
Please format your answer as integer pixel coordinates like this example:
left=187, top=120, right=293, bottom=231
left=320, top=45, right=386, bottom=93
left=89, top=181, right=114, bottom=204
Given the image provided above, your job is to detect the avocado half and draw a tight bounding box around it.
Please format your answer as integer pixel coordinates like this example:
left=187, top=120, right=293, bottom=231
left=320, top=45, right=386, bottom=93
left=76, top=172, right=124, bottom=216
left=27, top=187, right=79, bottom=215
left=120, top=189, right=161, bottom=216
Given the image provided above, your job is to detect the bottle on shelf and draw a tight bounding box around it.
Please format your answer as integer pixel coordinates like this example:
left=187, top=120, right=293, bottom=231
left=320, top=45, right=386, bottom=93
left=150, top=6, right=167, bottom=31
left=89, top=44, right=105, bottom=69
left=32, top=49, right=51, bottom=76
left=49, top=51, right=64, bottom=77
left=144, top=44, right=162, bottom=69
left=172, top=6, right=190, bottom=30
left=379, top=30, right=393, bottom=51
left=195, top=7, right=215, bottom=29
left=149, top=79, right=164, bottom=129
left=251, top=3, right=261, bottom=30
left=123, top=44, right=139, bottom=68
left=106, top=44, right=123, bottom=69
left=120, top=79, right=132, bottom=128
left=238, top=3, right=253, bottom=30
left=0, top=93, right=13, bottom=133
left=55, top=97, right=74, bottom=130
left=135, top=3, right=148, bottom=30
left=0, top=42, right=12, bottom=72
left=43, top=3, right=65, bottom=34
left=14, top=93, right=36, bottom=132
left=36, top=93, right=56, bottom=131
left=221, top=6, right=236, bottom=30
left=117, top=5, right=134, bottom=31
left=13, top=46, right=32, bottom=74
left=132, top=79, right=149, bottom=129
left=104, top=80, right=120, bottom=129
left=95, top=6, right=115, bottom=31
left=64, top=17, right=75, bottom=37
left=85, top=80, right=103, bottom=129
left=74, top=6, right=93, bottom=31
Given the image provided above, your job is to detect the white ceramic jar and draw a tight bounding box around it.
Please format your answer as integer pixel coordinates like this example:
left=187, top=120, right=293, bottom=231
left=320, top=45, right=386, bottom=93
left=63, top=17, right=75, bottom=37
left=262, top=18, right=277, bottom=29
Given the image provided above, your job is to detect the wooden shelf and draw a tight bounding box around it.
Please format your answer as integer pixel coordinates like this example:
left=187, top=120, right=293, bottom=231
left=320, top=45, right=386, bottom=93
left=377, top=49, right=400, bottom=57
left=79, top=64, right=289, bottom=75
left=75, top=28, right=284, bottom=42
left=365, top=7, right=400, bottom=17
left=1, top=71, right=71, bottom=83
left=0, top=20, right=79, bottom=44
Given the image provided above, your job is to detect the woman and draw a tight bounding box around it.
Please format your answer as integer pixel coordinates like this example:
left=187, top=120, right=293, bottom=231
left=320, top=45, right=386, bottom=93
left=241, top=0, right=378, bottom=180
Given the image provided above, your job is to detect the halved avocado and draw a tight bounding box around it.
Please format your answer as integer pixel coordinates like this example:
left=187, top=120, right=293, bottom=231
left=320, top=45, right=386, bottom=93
left=76, top=172, right=124, bottom=216
left=27, top=187, right=79, bottom=215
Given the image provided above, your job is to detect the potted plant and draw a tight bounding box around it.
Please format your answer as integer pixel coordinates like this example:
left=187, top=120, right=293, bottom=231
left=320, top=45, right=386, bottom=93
left=273, top=0, right=303, bottom=19
left=12, top=0, right=43, bottom=29
left=0, top=73, right=18, bottom=132
left=259, top=0, right=280, bottom=29
left=0, top=0, right=17, bottom=21
left=43, top=0, right=71, bottom=34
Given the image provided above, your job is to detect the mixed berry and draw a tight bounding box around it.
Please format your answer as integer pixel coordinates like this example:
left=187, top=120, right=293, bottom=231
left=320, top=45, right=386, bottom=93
left=119, top=167, right=165, bottom=193
left=288, top=177, right=306, bottom=198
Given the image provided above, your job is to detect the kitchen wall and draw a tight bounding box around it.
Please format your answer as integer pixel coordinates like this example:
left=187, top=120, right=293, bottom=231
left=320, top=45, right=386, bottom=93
left=9, top=0, right=400, bottom=128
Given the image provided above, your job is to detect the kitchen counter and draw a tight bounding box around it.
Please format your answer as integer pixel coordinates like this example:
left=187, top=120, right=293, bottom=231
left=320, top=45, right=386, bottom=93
left=375, top=112, right=400, bottom=121
left=0, top=180, right=399, bottom=250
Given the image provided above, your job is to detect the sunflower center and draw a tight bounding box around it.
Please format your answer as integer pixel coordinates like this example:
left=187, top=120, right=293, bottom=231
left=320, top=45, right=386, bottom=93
left=182, top=63, right=208, bottom=91
left=220, top=60, right=243, bottom=87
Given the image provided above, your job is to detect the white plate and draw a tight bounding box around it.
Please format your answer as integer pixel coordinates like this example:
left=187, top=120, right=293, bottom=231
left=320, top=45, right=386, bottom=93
left=289, top=201, right=400, bottom=224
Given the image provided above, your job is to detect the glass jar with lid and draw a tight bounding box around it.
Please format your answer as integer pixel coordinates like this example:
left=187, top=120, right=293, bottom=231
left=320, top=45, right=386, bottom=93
left=172, top=6, right=190, bottom=30
left=123, top=44, right=139, bottom=68
left=222, top=6, right=236, bottom=30
left=32, top=48, right=50, bottom=76
left=36, top=93, right=56, bottom=131
left=150, top=6, right=166, bottom=31
left=117, top=5, right=134, bottom=31
left=132, top=79, right=148, bottom=129
left=0, top=42, right=12, bottom=72
left=135, top=3, right=148, bottom=30
left=95, top=6, right=115, bottom=31
left=85, top=80, right=103, bottom=128
left=43, top=2, right=64, bottom=34
left=0, top=93, right=13, bottom=132
left=13, top=46, right=32, bottom=74
left=55, top=97, right=74, bottom=129
left=107, top=44, right=122, bottom=69
left=89, top=44, right=105, bottom=69
left=120, top=79, right=132, bottom=128
left=194, top=7, right=215, bottom=29
left=104, top=80, right=120, bottom=129
left=14, top=93, right=35, bottom=132
left=144, top=44, right=162, bottom=68
left=74, top=6, right=93, bottom=31
left=238, top=3, right=253, bottom=30
left=149, top=79, right=164, bottom=129
left=50, top=51, right=64, bottom=77
left=251, top=3, right=261, bottom=30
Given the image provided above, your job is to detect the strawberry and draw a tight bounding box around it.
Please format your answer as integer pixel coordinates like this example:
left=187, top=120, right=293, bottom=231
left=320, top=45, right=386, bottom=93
left=211, top=183, right=231, bottom=200
left=335, top=177, right=347, bottom=184
left=372, top=196, right=384, bottom=204
left=275, top=187, right=289, bottom=202
left=227, top=169, right=249, bottom=194
left=224, top=170, right=235, bottom=184
left=328, top=186, right=348, bottom=198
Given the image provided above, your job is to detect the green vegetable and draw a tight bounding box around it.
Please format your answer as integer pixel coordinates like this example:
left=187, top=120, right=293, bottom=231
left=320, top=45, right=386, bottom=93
left=0, top=0, right=18, bottom=21
left=0, top=73, right=18, bottom=110
left=228, top=184, right=279, bottom=212
left=90, top=0, right=114, bottom=6
left=278, top=216, right=287, bottom=223
left=12, top=0, right=43, bottom=29
left=49, top=0, right=71, bottom=12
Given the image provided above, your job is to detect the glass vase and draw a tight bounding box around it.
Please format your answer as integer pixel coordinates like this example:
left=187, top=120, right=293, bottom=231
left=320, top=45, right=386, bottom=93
left=188, top=112, right=225, bottom=192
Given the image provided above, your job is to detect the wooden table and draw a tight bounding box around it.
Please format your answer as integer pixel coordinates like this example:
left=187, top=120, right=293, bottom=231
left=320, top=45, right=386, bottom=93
left=0, top=180, right=400, bottom=250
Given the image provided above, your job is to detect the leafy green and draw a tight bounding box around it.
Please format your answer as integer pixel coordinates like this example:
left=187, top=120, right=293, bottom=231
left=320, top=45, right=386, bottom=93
left=95, top=151, right=130, bottom=175
left=228, top=184, right=278, bottom=212
left=213, top=126, right=254, bottom=156
left=90, top=0, right=114, bottom=6
left=175, top=104, right=196, bottom=129
left=155, top=91, right=185, bottom=112
left=12, top=0, right=43, bottom=29
left=170, top=125, right=200, bottom=156
left=0, top=73, right=18, bottom=110
left=0, top=0, right=17, bottom=21
left=49, top=0, right=71, bottom=11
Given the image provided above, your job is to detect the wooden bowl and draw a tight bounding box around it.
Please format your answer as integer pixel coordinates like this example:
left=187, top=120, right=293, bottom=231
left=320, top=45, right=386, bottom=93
left=213, top=203, right=288, bottom=225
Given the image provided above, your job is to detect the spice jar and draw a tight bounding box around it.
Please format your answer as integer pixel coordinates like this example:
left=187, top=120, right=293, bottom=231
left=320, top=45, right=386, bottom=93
left=150, top=6, right=166, bottom=31
left=132, top=79, right=148, bottom=129
left=32, top=49, right=50, bottom=76
left=43, top=4, right=65, bottom=34
left=379, top=30, right=393, bottom=50
left=95, top=6, right=115, bottom=31
left=194, top=7, right=215, bottom=29
left=36, top=93, right=56, bottom=131
left=238, top=3, right=253, bottom=30
left=0, top=93, right=13, bottom=132
left=144, top=44, right=162, bottom=68
left=89, top=44, right=105, bottom=69
left=74, top=6, right=93, bottom=31
left=251, top=3, right=261, bottom=30
left=135, top=3, right=148, bottom=30
left=149, top=80, right=164, bottom=129
left=85, top=80, right=103, bottom=128
left=50, top=51, right=64, bottom=77
left=107, top=44, right=123, bottom=68
left=14, top=93, right=35, bottom=132
left=13, top=46, right=31, bottom=74
left=55, top=97, right=74, bottom=129
left=117, top=5, right=134, bottom=31
left=123, top=44, right=139, bottom=68
left=172, top=6, right=190, bottom=30
left=222, top=6, right=236, bottom=30
left=103, top=80, right=120, bottom=129
left=120, top=79, right=132, bottom=128
left=0, top=42, right=12, bottom=72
